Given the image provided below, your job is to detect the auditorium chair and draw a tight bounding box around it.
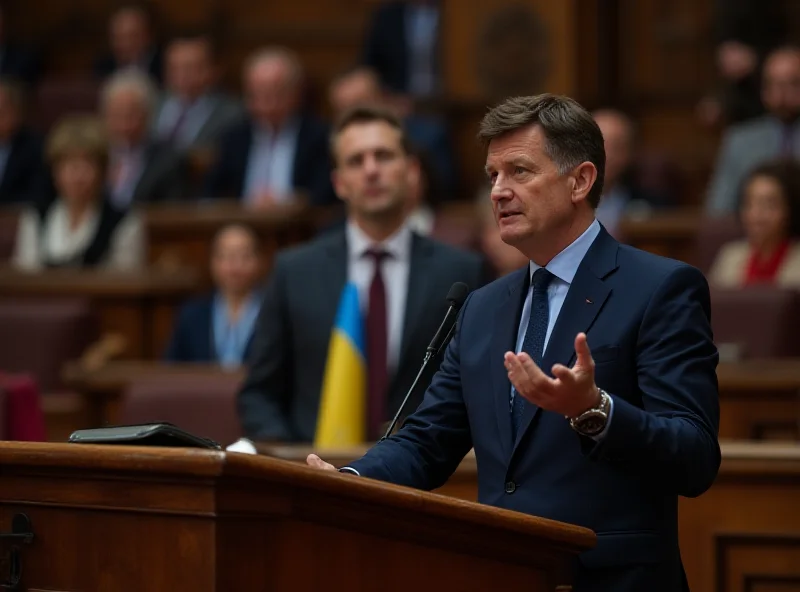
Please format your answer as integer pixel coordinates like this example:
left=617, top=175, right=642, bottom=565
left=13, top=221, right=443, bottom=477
left=0, top=373, right=47, bottom=441
left=690, top=215, right=742, bottom=275
left=119, top=372, right=244, bottom=447
left=0, top=297, right=98, bottom=440
left=31, top=77, right=100, bottom=133
left=710, top=287, right=800, bottom=359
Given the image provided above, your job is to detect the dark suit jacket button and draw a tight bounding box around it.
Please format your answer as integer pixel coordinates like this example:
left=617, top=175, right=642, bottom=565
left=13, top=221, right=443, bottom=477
left=504, top=481, right=517, bottom=494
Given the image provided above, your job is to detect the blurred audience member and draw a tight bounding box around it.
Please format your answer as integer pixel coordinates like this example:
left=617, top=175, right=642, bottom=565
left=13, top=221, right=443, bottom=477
left=102, top=71, right=184, bottom=208
left=697, top=0, right=786, bottom=128
left=204, top=47, right=334, bottom=207
left=330, top=66, right=456, bottom=199
left=593, top=109, right=670, bottom=237
left=165, top=224, right=264, bottom=366
left=709, top=160, right=800, bottom=288
left=0, top=6, right=40, bottom=88
left=237, top=105, right=484, bottom=442
left=362, top=0, right=440, bottom=98
left=476, top=183, right=527, bottom=278
left=94, top=3, right=162, bottom=84
left=12, top=115, right=144, bottom=270
left=707, top=46, right=800, bottom=214
left=0, top=79, right=49, bottom=206
left=153, top=33, right=242, bottom=153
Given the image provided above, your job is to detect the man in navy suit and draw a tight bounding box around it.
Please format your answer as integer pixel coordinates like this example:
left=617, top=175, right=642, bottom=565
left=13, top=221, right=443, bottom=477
left=203, top=47, right=335, bottom=207
left=308, top=94, right=720, bottom=591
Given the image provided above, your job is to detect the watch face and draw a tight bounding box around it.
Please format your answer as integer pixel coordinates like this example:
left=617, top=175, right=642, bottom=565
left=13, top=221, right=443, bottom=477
left=577, top=412, right=607, bottom=436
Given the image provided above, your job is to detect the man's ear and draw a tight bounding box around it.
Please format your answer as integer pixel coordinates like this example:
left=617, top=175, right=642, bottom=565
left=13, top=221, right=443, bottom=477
left=570, top=162, right=598, bottom=205
left=331, top=168, right=345, bottom=203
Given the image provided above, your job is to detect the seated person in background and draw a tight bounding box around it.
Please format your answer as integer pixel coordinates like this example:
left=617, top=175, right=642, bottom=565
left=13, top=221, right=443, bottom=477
left=592, top=109, right=673, bottom=237
left=203, top=47, right=334, bottom=208
left=475, top=183, right=528, bottom=278
left=152, top=32, right=242, bottom=154
left=237, top=105, right=485, bottom=443
left=329, top=66, right=456, bottom=199
left=12, top=115, right=145, bottom=271
left=102, top=71, right=184, bottom=209
left=706, top=46, right=800, bottom=214
left=165, top=223, right=264, bottom=366
left=361, top=0, right=441, bottom=99
left=94, top=3, right=162, bottom=84
left=709, top=160, right=800, bottom=287
left=0, top=79, right=50, bottom=206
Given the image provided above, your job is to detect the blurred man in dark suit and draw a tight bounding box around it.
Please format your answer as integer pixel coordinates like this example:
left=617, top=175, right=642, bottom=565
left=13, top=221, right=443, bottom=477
left=362, top=0, right=441, bottom=98
left=94, top=3, right=162, bottom=84
left=0, top=79, right=48, bottom=206
left=152, top=33, right=242, bottom=154
left=102, top=71, right=184, bottom=208
left=329, top=66, right=456, bottom=199
left=203, top=47, right=334, bottom=207
left=237, top=105, right=485, bottom=443
left=592, top=109, right=673, bottom=237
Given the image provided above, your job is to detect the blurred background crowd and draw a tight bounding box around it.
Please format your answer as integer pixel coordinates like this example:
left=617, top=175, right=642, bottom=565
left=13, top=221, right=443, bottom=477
left=0, top=1, right=799, bottom=463
left=2, top=2, right=800, bottom=588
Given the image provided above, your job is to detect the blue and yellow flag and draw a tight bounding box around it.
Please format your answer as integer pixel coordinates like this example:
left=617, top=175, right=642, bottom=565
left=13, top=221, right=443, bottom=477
left=314, top=282, right=366, bottom=448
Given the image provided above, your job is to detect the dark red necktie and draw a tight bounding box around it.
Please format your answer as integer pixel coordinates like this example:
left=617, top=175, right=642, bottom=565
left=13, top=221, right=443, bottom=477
left=366, top=249, right=390, bottom=440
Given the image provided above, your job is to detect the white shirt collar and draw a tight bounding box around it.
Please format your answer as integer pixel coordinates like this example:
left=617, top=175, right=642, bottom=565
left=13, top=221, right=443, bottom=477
left=346, top=220, right=414, bottom=263
left=529, top=219, right=602, bottom=285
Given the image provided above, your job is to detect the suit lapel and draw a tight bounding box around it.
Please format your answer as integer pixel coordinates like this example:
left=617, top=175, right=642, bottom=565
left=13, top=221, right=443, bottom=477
left=511, top=227, right=619, bottom=455
left=491, top=268, right=529, bottom=460
left=323, top=229, right=349, bottom=318
left=392, top=234, right=431, bottom=392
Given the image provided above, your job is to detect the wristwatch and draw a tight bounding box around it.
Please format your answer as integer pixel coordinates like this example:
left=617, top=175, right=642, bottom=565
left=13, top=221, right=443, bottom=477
left=568, top=389, right=611, bottom=437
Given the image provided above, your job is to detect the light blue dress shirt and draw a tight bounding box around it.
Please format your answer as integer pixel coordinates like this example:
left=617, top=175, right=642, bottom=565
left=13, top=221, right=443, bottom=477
left=156, top=95, right=215, bottom=148
left=212, top=292, right=261, bottom=368
left=243, top=119, right=299, bottom=203
left=405, top=3, right=439, bottom=96
left=511, top=219, right=613, bottom=438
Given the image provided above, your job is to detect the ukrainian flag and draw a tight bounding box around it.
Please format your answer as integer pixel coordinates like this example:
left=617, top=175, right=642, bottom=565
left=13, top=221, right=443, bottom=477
left=314, top=282, right=366, bottom=448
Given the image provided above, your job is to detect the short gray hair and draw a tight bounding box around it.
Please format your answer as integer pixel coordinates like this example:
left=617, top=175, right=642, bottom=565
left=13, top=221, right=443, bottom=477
left=101, top=70, right=158, bottom=116
left=244, top=46, right=304, bottom=88
left=479, top=94, right=606, bottom=207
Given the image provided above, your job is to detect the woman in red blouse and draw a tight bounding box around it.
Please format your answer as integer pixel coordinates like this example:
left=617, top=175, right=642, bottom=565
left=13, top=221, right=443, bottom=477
left=710, top=160, right=800, bottom=288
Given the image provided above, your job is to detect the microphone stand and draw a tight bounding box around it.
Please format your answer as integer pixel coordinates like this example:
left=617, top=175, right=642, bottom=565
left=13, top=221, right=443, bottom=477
left=379, top=349, right=434, bottom=442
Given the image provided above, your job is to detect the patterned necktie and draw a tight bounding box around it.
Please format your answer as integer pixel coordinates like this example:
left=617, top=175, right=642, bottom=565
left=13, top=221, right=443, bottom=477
left=366, top=249, right=390, bottom=440
left=511, top=268, right=554, bottom=441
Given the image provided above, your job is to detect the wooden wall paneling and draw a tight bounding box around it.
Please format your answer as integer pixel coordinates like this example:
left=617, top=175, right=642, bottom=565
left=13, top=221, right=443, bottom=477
left=742, top=575, right=800, bottom=592
left=617, top=0, right=715, bottom=102
left=715, top=534, right=800, bottom=592
left=616, top=0, right=719, bottom=206
left=678, top=446, right=800, bottom=592
left=442, top=0, right=580, bottom=103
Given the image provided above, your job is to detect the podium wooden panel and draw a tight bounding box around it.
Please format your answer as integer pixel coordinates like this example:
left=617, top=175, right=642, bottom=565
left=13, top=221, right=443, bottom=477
left=264, top=441, right=800, bottom=592
left=0, top=443, right=594, bottom=591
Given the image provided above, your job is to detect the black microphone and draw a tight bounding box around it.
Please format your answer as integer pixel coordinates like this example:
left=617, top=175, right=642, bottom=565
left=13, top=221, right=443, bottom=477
left=380, top=282, right=470, bottom=441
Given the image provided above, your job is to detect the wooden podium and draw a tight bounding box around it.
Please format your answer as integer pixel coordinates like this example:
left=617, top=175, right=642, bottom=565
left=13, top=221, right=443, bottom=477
left=0, top=442, right=594, bottom=591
